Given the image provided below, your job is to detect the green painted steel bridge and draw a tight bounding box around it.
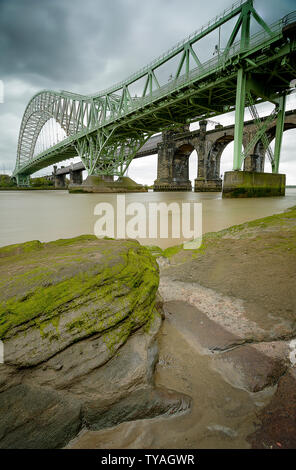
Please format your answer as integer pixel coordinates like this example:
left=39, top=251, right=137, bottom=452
left=13, top=0, right=296, bottom=186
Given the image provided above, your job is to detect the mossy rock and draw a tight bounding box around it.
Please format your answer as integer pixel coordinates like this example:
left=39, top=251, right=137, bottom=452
left=0, top=236, right=159, bottom=367
left=161, top=206, right=296, bottom=265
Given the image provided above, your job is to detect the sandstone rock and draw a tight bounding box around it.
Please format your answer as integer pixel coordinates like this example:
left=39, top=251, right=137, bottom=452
left=163, top=300, right=243, bottom=354
left=0, top=236, right=159, bottom=368
left=159, top=278, right=266, bottom=343
left=252, top=340, right=291, bottom=363
left=83, top=386, right=191, bottom=431
left=211, top=343, right=288, bottom=392
left=0, top=384, right=82, bottom=449
left=0, top=364, right=23, bottom=393
left=24, top=308, right=162, bottom=399
left=0, top=236, right=190, bottom=448
left=162, top=301, right=289, bottom=393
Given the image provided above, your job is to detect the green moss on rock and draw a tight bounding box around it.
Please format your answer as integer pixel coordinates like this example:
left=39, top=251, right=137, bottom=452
left=0, top=236, right=159, bottom=367
left=161, top=206, right=296, bottom=265
left=0, top=240, right=43, bottom=259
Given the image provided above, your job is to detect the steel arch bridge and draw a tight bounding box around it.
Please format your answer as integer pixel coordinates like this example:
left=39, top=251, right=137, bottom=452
left=13, top=0, right=296, bottom=186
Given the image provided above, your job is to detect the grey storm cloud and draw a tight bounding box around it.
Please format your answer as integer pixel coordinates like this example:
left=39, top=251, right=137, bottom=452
left=0, top=0, right=131, bottom=87
left=0, top=0, right=296, bottom=178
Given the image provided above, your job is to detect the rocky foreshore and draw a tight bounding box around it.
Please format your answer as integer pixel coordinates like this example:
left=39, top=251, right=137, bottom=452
left=155, top=206, right=296, bottom=449
left=0, top=207, right=295, bottom=449
left=69, top=206, right=296, bottom=449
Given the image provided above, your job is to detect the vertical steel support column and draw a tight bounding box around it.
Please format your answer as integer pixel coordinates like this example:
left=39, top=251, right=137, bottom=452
left=233, top=68, right=246, bottom=170
left=273, top=95, right=286, bottom=173
left=240, top=2, right=251, bottom=51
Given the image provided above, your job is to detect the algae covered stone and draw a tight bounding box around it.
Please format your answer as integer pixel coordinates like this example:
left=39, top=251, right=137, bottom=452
left=0, top=235, right=159, bottom=367
left=0, top=236, right=192, bottom=449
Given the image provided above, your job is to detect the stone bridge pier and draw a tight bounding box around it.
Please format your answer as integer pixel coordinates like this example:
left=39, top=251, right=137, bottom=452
left=153, top=121, right=265, bottom=193
left=194, top=120, right=223, bottom=192
left=154, top=127, right=193, bottom=191
left=53, top=166, right=67, bottom=189
left=195, top=121, right=267, bottom=192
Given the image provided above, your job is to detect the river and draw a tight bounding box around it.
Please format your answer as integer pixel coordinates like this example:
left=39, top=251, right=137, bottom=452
left=1, top=188, right=296, bottom=249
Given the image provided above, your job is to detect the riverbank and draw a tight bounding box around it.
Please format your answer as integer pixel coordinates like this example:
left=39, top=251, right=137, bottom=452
left=69, top=206, right=296, bottom=449
left=1, top=185, right=296, bottom=191
left=0, top=187, right=63, bottom=191
left=0, top=174, right=58, bottom=191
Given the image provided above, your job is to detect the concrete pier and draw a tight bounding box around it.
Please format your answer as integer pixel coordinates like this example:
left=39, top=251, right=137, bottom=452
left=222, top=171, right=286, bottom=198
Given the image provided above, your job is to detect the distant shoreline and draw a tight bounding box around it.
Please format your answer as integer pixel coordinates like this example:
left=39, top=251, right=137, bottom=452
left=1, top=186, right=296, bottom=191
left=0, top=187, right=64, bottom=191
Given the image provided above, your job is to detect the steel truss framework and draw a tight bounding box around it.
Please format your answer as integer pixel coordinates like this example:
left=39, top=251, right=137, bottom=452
left=13, top=0, right=296, bottom=185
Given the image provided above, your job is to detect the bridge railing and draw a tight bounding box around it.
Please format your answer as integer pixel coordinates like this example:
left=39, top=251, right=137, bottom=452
left=73, top=8, right=294, bottom=128
left=94, top=0, right=245, bottom=98
left=92, top=3, right=295, bottom=101
left=99, top=15, right=290, bottom=127
left=282, top=11, right=296, bottom=26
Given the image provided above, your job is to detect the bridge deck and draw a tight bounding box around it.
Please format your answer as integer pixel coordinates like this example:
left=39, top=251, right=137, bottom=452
left=54, top=109, right=296, bottom=176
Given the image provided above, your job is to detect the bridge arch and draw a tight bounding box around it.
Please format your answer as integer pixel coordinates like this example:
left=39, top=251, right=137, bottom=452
left=206, top=134, right=234, bottom=179
left=15, top=90, right=87, bottom=174
left=173, top=143, right=195, bottom=184
left=33, top=117, right=67, bottom=158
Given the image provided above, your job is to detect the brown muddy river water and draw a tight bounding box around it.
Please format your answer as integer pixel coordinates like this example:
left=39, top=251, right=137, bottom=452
left=0, top=188, right=296, bottom=248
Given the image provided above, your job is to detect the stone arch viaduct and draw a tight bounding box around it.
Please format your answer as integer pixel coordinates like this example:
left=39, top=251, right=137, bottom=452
left=53, top=109, right=296, bottom=192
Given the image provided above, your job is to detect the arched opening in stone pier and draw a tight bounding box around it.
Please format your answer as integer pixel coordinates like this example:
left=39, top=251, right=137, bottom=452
left=173, top=143, right=195, bottom=190
left=154, top=139, right=195, bottom=191
left=210, top=135, right=234, bottom=180
left=195, top=134, right=235, bottom=192
left=219, top=141, right=236, bottom=177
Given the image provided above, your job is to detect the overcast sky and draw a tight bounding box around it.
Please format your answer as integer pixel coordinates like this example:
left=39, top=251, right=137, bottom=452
left=0, top=0, right=296, bottom=184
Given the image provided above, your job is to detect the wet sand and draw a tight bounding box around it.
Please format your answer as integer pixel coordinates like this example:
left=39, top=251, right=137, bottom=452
left=68, top=316, right=274, bottom=449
